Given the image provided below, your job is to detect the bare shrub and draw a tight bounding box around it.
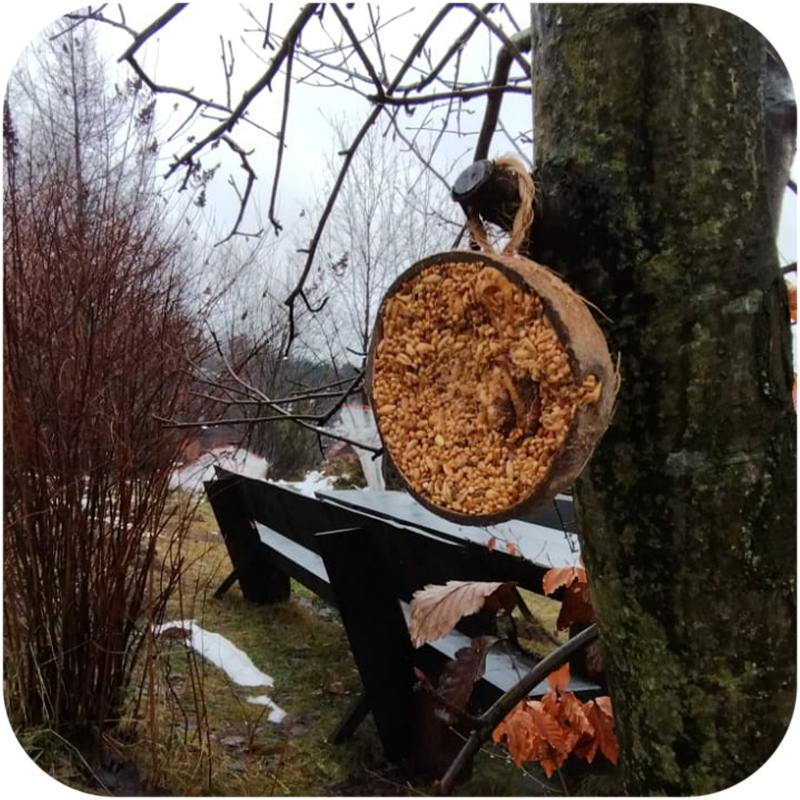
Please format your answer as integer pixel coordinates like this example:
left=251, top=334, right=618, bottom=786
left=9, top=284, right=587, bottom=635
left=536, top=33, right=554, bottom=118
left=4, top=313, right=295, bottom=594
left=2, top=26, right=207, bottom=750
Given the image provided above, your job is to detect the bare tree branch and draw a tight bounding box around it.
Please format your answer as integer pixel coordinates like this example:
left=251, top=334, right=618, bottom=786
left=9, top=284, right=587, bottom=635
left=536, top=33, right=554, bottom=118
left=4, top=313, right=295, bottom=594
left=397, top=3, right=497, bottom=95
left=217, top=136, right=262, bottom=243
left=474, top=26, right=533, bottom=160
left=284, top=104, right=384, bottom=352
left=267, top=41, right=295, bottom=236
left=163, top=5, right=319, bottom=179
left=202, top=329, right=379, bottom=453
left=115, top=5, right=233, bottom=117
left=330, top=4, right=386, bottom=97
left=368, top=84, right=531, bottom=107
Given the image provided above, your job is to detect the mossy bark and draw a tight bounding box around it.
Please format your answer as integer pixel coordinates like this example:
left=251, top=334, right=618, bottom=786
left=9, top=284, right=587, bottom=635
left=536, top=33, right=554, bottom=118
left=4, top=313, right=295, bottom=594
left=527, top=5, right=796, bottom=794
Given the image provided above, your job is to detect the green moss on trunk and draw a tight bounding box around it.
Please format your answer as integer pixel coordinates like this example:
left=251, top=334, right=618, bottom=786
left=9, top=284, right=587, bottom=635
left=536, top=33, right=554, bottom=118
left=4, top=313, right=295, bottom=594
left=529, top=5, right=796, bottom=794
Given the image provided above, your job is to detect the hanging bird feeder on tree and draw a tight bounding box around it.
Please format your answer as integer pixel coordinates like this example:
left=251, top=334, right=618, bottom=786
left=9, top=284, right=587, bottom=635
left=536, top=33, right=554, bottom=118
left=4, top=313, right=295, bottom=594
left=367, top=158, right=619, bottom=525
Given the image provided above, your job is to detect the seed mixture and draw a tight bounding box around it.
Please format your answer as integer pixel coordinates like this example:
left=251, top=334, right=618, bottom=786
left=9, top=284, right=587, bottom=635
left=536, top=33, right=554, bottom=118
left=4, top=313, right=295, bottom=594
left=371, top=261, right=602, bottom=517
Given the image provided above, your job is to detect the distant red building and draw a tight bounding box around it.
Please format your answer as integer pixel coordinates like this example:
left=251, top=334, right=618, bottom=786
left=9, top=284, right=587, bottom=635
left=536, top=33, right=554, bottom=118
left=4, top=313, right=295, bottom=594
left=180, top=425, right=243, bottom=464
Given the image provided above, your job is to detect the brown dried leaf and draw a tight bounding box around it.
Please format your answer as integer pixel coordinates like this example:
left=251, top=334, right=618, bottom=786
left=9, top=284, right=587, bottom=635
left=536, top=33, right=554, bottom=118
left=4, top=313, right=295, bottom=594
left=556, top=582, right=594, bottom=630
left=587, top=696, right=619, bottom=765
left=435, top=635, right=498, bottom=726
left=493, top=702, right=541, bottom=768
left=528, top=700, right=567, bottom=753
left=409, top=580, right=518, bottom=647
left=541, top=565, right=582, bottom=596
left=546, top=662, right=571, bottom=693
left=557, top=691, right=593, bottom=754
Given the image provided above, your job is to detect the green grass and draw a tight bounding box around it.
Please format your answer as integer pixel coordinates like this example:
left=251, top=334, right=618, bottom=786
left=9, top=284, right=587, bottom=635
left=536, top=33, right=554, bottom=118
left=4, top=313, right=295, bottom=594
left=16, top=490, right=576, bottom=795
left=144, top=493, right=578, bottom=795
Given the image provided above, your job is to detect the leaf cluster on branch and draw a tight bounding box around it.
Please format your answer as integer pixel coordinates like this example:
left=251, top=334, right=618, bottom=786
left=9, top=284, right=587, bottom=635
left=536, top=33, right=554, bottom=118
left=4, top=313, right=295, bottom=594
left=407, top=566, right=616, bottom=791
left=493, top=663, right=618, bottom=777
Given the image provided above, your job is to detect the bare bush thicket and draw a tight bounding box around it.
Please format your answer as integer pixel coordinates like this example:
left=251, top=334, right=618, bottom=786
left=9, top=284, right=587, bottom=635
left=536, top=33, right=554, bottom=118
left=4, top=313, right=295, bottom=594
left=3, top=25, right=207, bottom=746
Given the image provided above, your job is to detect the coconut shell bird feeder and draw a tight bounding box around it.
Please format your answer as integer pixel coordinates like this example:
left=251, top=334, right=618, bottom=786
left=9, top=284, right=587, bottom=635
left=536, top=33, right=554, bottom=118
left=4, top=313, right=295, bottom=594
left=367, top=158, right=619, bottom=525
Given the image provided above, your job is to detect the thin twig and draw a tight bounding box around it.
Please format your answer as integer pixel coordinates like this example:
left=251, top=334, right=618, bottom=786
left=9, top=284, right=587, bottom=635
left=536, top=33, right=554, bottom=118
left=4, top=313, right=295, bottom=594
left=154, top=414, right=321, bottom=428
left=209, top=330, right=380, bottom=452
left=330, top=5, right=386, bottom=97
left=217, top=136, right=262, bottom=243
left=284, top=104, right=384, bottom=351
left=368, top=84, right=530, bottom=106
left=397, top=3, right=497, bottom=94
left=267, top=41, right=295, bottom=236
left=165, top=5, right=318, bottom=179
left=283, top=5, right=474, bottom=350
left=117, top=6, right=232, bottom=116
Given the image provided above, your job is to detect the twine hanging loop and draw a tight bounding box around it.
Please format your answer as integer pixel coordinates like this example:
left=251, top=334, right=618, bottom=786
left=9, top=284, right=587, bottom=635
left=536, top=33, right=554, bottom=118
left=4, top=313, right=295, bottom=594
left=465, top=156, right=535, bottom=256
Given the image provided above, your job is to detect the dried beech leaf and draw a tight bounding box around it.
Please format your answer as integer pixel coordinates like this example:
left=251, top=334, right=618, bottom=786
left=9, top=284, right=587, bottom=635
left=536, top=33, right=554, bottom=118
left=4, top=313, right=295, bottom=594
left=409, top=580, right=517, bottom=647
left=538, top=754, right=562, bottom=780
left=555, top=582, right=594, bottom=630
left=546, top=662, right=571, bottom=693
left=528, top=700, right=567, bottom=753
left=542, top=565, right=582, bottom=596
left=493, top=658, right=619, bottom=777
left=588, top=696, right=619, bottom=765
left=482, top=582, right=519, bottom=612
left=493, top=702, right=539, bottom=768
left=436, top=635, right=498, bottom=725
left=557, top=691, right=593, bottom=756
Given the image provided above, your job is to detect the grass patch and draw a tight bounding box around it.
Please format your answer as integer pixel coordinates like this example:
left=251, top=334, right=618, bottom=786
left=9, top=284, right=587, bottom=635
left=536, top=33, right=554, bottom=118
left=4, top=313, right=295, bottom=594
left=17, top=490, right=574, bottom=795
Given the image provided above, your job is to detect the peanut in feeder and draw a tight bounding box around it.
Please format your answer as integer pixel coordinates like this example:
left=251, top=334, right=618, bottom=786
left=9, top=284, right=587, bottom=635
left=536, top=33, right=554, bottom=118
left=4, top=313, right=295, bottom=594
left=367, top=159, right=618, bottom=525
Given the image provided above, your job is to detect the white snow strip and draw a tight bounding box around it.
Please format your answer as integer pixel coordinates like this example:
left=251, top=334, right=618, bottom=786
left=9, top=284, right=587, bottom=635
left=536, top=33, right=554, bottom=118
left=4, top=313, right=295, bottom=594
left=155, top=619, right=287, bottom=723
left=246, top=695, right=287, bottom=723
left=155, top=619, right=291, bottom=729
left=169, top=447, right=269, bottom=493
left=330, top=404, right=385, bottom=490
left=156, top=620, right=274, bottom=687
left=270, top=470, right=336, bottom=497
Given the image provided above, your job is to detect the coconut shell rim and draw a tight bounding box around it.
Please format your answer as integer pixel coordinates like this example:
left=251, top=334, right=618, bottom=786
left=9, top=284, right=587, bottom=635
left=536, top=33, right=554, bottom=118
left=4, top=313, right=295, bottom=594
left=366, top=250, right=619, bottom=526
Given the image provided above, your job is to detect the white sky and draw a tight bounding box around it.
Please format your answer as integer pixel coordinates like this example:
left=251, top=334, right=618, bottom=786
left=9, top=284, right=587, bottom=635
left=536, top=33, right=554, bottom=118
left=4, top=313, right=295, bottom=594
left=1, top=3, right=798, bottom=798
left=1, top=3, right=795, bottom=260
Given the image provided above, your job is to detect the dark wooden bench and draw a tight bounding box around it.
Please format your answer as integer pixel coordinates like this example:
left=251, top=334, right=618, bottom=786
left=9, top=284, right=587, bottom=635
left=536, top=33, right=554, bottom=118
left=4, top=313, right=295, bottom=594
left=204, top=467, right=598, bottom=761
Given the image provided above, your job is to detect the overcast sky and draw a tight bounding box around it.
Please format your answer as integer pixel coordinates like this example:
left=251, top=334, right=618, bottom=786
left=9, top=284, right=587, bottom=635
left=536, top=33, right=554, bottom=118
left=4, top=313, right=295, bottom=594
left=2, top=2, right=796, bottom=262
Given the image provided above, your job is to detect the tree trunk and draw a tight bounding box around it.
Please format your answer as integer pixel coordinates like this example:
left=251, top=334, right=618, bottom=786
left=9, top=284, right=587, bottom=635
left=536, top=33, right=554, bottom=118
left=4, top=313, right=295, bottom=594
left=526, top=5, right=795, bottom=794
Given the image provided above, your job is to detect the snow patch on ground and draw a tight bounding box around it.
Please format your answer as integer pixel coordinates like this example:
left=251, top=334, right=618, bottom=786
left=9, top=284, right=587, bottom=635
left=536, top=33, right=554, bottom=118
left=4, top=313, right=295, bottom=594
left=155, top=620, right=286, bottom=723
left=270, top=470, right=336, bottom=497
left=169, top=447, right=338, bottom=498
left=169, top=447, right=269, bottom=493
left=245, top=694, right=287, bottom=722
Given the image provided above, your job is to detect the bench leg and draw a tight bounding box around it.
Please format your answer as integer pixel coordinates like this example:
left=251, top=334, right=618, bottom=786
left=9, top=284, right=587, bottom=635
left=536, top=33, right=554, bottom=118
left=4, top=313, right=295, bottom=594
left=316, top=527, right=417, bottom=762
left=213, top=569, right=239, bottom=599
left=329, top=692, right=371, bottom=744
